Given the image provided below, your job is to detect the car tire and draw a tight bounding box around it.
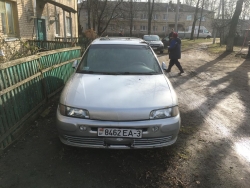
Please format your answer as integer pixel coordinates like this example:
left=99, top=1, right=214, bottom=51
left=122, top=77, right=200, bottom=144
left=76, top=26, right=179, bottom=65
left=160, top=50, right=163, bottom=54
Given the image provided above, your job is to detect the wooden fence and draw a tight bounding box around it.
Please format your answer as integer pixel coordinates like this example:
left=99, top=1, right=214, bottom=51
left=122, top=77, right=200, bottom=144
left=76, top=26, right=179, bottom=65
left=0, top=47, right=82, bottom=150
left=27, top=40, right=74, bottom=52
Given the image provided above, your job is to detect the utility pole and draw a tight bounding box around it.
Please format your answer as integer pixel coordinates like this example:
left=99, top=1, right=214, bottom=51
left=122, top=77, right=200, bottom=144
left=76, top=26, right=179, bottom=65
left=175, top=0, right=180, bottom=32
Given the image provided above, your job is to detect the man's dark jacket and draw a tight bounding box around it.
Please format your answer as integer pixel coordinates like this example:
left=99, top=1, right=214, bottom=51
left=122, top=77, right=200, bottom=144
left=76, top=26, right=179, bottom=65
left=168, top=38, right=181, bottom=59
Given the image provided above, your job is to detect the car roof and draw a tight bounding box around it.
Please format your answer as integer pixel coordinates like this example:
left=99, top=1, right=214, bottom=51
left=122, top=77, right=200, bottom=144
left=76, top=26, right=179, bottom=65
left=143, top=35, right=159, bottom=37
left=91, top=37, right=148, bottom=45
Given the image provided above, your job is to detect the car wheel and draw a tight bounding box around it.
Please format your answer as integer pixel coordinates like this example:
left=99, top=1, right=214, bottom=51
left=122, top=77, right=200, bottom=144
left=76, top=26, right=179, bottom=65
left=160, top=51, right=163, bottom=54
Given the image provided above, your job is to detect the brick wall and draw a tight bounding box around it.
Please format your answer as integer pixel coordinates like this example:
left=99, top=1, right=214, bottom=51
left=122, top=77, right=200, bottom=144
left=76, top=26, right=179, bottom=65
left=0, top=0, right=78, bottom=40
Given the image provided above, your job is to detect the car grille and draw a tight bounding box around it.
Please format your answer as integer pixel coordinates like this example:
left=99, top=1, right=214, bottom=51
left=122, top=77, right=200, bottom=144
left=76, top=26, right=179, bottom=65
left=64, top=135, right=104, bottom=146
left=64, top=135, right=172, bottom=147
left=133, top=136, right=172, bottom=146
left=150, top=44, right=160, bottom=47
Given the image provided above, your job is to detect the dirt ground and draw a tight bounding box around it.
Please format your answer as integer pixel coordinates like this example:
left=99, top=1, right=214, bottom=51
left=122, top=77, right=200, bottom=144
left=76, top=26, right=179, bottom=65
left=0, top=41, right=250, bottom=188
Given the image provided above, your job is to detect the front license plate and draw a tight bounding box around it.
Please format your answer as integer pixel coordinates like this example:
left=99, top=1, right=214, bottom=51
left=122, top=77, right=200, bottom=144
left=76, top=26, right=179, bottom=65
left=98, top=128, right=142, bottom=138
left=152, top=47, right=157, bottom=50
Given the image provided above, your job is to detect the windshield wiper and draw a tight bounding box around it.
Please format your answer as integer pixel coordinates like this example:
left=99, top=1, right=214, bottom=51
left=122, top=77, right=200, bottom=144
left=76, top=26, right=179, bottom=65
left=120, top=72, right=158, bottom=75
left=77, top=70, right=122, bottom=75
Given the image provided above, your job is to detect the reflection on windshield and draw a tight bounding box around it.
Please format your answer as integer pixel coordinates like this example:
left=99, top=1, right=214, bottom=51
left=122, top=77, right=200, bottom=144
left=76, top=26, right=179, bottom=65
left=77, top=44, right=162, bottom=75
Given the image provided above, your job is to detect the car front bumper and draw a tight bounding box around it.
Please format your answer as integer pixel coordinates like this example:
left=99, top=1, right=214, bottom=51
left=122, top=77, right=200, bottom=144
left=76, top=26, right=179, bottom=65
left=56, top=109, right=180, bottom=149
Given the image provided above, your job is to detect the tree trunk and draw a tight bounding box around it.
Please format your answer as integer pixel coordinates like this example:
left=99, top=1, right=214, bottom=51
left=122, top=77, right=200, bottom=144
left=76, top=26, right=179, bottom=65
left=197, top=0, right=204, bottom=39
left=77, top=1, right=85, bottom=35
left=129, top=0, right=133, bottom=37
left=87, top=0, right=91, bottom=29
left=190, top=0, right=200, bottom=40
left=147, top=0, right=155, bottom=35
left=148, top=0, right=151, bottom=35
left=226, top=0, right=244, bottom=52
left=221, top=0, right=225, bottom=44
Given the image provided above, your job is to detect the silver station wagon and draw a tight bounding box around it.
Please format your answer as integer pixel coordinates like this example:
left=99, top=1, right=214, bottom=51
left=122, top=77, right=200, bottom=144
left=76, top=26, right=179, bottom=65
left=56, top=37, right=181, bottom=149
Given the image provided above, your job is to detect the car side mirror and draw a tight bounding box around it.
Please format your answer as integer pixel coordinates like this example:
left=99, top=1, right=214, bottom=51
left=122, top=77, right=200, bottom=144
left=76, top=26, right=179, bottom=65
left=162, top=62, right=167, bottom=71
left=72, top=60, right=78, bottom=69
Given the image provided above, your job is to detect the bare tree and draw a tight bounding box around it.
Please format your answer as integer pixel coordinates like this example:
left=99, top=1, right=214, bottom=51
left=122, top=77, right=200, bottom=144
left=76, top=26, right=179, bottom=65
left=240, top=0, right=250, bottom=19
left=87, top=0, right=91, bottom=29
left=197, top=0, right=204, bottom=38
left=77, top=0, right=86, bottom=36
left=190, top=0, right=200, bottom=40
left=119, top=0, right=141, bottom=37
left=185, top=0, right=197, bottom=6
left=226, top=0, right=244, bottom=52
left=147, top=0, right=155, bottom=35
left=96, top=1, right=122, bottom=36
left=79, top=0, right=122, bottom=36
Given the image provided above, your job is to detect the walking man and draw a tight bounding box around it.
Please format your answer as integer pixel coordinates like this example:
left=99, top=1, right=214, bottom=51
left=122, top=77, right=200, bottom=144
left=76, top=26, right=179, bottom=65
left=167, top=32, right=184, bottom=75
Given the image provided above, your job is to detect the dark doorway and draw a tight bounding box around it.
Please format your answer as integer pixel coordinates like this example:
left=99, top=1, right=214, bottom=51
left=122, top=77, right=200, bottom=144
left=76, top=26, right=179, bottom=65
left=37, top=18, right=46, bottom=40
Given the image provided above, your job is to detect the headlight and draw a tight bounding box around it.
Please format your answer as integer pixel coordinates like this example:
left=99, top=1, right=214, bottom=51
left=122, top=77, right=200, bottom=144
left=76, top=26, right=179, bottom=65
left=59, top=104, right=89, bottom=119
left=150, top=106, right=179, bottom=119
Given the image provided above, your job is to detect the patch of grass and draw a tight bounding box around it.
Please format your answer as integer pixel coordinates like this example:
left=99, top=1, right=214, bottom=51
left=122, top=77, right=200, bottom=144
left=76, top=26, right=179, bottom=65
left=182, top=38, right=214, bottom=51
left=207, top=43, right=226, bottom=54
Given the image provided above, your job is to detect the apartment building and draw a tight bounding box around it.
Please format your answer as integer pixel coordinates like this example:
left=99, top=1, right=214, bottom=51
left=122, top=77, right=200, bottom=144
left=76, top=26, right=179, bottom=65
left=0, top=0, right=78, bottom=41
left=78, top=1, right=214, bottom=37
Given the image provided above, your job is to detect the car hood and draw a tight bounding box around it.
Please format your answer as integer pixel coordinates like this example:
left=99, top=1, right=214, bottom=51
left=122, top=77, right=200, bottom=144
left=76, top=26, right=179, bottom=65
left=61, top=74, right=175, bottom=121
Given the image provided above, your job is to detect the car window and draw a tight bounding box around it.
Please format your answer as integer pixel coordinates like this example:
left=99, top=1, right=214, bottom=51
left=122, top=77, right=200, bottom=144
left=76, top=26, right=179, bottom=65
left=143, top=35, right=160, bottom=41
left=77, top=44, right=162, bottom=75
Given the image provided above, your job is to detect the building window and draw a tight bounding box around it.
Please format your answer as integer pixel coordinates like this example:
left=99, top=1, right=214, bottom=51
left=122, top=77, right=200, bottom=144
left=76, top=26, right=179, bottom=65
left=119, top=13, right=124, bottom=19
left=187, top=15, right=192, bottom=21
left=0, top=1, right=16, bottom=36
left=141, top=13, right=147, bottom=20
left=163, top=14, right=167, bottom=20
left=140, top=25, right=147, bottom=31
left=153, top=26, right=157, bottom=31
left=132, top=25, right=136, bottom=31
left=198, top=16, right=205, bottom=21
left=66, top=17, right=71, bottom=36
left=109, top=24, right=114, bottom=30
left=55, top=14, right=60, bottom=36
left=153, top=14, right=158, bottom=20
left=163, top=26, right=166, bottom=31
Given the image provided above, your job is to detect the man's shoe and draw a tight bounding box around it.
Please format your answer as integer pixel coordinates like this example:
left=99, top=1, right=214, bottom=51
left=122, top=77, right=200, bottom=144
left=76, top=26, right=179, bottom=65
left=166, top=69, right=171, bottom=73
left=178, top=71, right=184, bottom=75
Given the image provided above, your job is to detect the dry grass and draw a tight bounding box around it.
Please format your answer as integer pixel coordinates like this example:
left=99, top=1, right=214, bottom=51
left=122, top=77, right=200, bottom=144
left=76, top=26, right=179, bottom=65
left=207, top=43, right=227, bottom=54
left=182, top=38, right=213, bottom=51
left=182, top=38, right=248, bottom=56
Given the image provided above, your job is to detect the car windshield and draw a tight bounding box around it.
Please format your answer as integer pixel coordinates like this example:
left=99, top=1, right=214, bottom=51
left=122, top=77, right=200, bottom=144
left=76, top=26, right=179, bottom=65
left=76, top=44, right=162, bottom=75
left=143, top=35, right=160, bottom=41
